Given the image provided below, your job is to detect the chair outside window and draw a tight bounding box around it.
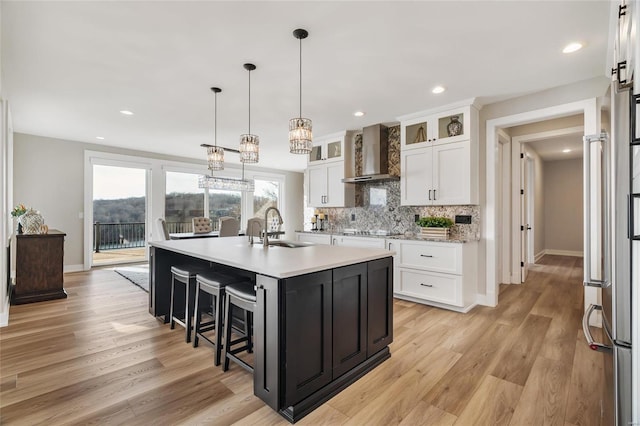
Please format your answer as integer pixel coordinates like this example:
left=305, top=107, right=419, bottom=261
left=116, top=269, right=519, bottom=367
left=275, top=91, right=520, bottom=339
left=192, top=217, right=212, bottom=234
left=218, top=217, right=240, bottom=237
left=246, top=217, right=264, bottom=238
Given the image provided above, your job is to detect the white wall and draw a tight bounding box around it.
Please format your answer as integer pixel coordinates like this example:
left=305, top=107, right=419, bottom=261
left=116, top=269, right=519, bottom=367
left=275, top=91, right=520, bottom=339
left=13, top=133, right=304, bottom=269
left=543, top=158, right=583, bottom=254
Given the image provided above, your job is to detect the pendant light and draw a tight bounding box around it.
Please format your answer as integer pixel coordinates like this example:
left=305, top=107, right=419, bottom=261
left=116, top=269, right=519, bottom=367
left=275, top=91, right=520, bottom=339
left=289, top=28, right=312, bottom=154
left=239, top=63, right=259, bottom=163
left=198, top=87, right=254, bottom=192
left=207, top=87, right=224, bottom=171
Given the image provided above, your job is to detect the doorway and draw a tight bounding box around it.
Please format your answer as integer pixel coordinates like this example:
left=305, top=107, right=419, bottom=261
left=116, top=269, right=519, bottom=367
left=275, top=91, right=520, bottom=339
left=486, top=97, right=600, bottom=311
left=92, top=164, right=148, bottom=266
left=84, top=152, right=152, bottom=270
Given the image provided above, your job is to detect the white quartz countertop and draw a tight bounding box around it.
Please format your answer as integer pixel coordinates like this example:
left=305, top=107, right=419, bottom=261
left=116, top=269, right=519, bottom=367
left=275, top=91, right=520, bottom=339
left=150, top=236, right=394, bottom=279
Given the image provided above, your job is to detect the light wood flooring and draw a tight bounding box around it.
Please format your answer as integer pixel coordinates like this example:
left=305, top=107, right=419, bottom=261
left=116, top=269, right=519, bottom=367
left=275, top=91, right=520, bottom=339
left=0, top=255, right=604, bottom=425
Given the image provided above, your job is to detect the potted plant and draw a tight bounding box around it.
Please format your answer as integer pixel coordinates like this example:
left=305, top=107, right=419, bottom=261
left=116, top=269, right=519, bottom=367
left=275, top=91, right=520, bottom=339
left=417, top=216, right=453, bottom=239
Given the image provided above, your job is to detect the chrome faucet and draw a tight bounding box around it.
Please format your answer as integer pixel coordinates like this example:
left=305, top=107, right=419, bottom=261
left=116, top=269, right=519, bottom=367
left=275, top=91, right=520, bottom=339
left=264, top=206, right=283, bottom=247
left=248, top=219, right=263, bottom=245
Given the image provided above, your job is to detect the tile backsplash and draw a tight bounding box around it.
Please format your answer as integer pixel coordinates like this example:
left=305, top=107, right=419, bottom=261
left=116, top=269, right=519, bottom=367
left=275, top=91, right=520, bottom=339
left=304, top=125, right=480, bottom=240
left=305, top=180, right=480, bottom=240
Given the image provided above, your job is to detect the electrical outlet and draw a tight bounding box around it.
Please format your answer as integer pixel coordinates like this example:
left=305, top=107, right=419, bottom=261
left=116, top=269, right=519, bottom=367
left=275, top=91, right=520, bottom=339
left=455, top=215, right=472, bottom=224
left=414, top=214, right=420, bottom=222
left=351, top=213, right=356, bottom=221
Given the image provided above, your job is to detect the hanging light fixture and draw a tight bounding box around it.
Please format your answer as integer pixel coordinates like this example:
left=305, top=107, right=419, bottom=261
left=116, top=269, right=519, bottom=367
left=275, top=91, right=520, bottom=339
left=289, top=28, right=312, bottom=154
left=198, top=87, right=254, bottom=192
left=239, top=63, right=259, bottom=163
left=207, top=87, right=225, bottom=171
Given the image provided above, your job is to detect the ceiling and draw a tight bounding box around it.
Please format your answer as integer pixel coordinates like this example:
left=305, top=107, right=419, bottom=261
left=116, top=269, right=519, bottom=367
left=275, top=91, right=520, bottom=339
left=1, top=1, right=611, bottom=172
left=525, top=133, right=584, bottom=161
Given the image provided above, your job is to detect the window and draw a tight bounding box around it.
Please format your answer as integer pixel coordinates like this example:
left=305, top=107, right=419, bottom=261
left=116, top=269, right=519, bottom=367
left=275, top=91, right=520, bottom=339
left=253, top=179, right=280, bottom=217
left=165, top=171, right=204, bottom=233
left=209, top=189, right=241, bottom=230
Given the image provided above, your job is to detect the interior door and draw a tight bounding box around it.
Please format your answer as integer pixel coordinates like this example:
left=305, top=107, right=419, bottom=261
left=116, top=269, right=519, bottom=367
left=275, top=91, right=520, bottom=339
left=520, top=152, right=530, bottom=282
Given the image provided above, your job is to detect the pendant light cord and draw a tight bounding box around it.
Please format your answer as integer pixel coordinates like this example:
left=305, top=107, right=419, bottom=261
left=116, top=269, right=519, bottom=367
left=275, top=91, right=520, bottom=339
left=248, top=68, right=251, bottom=135
left=214, top=91, right=218, bottom=148
left=299, top=37, right=302, bottom=119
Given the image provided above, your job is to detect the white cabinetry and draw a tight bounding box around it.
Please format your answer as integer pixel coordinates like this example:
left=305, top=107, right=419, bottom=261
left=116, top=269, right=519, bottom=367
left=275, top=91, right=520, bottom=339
left=388, top=239, right=477, bottom=312
left=308, top=131, right=351, bottom=165
left=399, top=100, right=479, bottom=206
left=295, top=232, right=332, bottom=245
left=401, top=142, right=471, bottom=205
left=306, top=131, right=356, bottom=207
left=331, top=235, right=387, bottom=249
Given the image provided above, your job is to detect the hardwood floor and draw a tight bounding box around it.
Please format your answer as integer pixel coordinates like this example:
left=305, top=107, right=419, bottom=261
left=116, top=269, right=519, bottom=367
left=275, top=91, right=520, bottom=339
left=0, top=255, right=604, bottom=425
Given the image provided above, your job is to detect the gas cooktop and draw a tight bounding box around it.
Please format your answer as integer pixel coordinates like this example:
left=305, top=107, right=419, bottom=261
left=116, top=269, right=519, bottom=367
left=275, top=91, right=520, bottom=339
left=341, top=229, right=401, bottom=236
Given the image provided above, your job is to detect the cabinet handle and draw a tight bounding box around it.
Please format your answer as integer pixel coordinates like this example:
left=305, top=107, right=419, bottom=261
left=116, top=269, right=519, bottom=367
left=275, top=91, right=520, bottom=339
left=420, top=283, right=434, bottom=288
left=428, top=189, right=432, bottom=200
left=255, top=284, right=264, bottom=290
left=433, top=189, right=437, bottom=200
left=420, top=254, right=433, bottom=258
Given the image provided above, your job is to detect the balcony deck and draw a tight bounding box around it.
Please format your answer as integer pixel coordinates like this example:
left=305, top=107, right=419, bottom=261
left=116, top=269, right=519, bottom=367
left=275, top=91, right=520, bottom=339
left=93, top=247, right=147, bottom=265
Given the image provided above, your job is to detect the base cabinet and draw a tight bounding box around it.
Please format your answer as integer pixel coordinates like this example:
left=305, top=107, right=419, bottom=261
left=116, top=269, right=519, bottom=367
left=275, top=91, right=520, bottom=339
left=255, top=257, right=393, bottom=422
left=389, top=239, right=477, bottom=312
left=283, top=270, right=333, bottom=406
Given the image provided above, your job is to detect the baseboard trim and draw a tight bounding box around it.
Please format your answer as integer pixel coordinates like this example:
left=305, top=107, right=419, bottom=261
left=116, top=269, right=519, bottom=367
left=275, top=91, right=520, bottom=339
left=543, top=249, right=583, bottom=258
left=476, top=293, right=497, bottom=308
left=534, top=250, right=546, bottom=263
left=64, top=264, right=85, bottom=273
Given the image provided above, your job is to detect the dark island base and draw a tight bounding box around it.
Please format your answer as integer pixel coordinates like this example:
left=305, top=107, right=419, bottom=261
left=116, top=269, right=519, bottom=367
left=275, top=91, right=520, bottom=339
left=10, top=285, right=68, bottom=305
left=279, top=348, right=391, bottom=423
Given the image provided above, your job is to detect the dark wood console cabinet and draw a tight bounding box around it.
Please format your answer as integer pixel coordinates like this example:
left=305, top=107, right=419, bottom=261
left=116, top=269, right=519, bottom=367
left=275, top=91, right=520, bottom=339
left=11, top=230, right=67, bottom=304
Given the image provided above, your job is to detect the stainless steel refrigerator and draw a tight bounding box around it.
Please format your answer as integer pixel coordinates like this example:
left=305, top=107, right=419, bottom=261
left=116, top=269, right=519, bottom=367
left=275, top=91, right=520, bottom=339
left=582, top=75, right=636, bottom=426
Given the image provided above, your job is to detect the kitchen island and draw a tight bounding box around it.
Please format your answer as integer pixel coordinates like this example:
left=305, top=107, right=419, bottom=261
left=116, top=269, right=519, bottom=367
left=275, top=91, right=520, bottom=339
left=148, top=236, right=394, bottom=423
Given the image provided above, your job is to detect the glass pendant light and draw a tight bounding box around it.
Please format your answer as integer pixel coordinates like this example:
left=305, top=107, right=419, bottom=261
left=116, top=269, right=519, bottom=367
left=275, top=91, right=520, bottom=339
left=198, top=87, right=254, bottom=192
left=239, top=63, right=259, bottom=163
left=207, top=87, right=224, bottom=171
left=289, top=28, right=313, bottom=154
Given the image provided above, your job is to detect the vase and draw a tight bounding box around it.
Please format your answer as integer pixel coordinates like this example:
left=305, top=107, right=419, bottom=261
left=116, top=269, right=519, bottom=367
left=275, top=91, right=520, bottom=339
left=446, top=116, right=463, bottom=137
left=20, top=209, right=44, bottom=234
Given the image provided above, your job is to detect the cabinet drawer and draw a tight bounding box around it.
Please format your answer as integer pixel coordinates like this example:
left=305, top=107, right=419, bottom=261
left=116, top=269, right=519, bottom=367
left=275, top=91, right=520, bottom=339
left=333, top=236, right=386, bottom=249
left=398, top=269, right=461, bottom=306
left=398, top=241, right=461, bottom=274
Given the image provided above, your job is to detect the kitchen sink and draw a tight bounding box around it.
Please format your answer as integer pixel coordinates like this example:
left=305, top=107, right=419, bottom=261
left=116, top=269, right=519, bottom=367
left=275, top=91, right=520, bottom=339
left=267, top=240, right=309, bottom=248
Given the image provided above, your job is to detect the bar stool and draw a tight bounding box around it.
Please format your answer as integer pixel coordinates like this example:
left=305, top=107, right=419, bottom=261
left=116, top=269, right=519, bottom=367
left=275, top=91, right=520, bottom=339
left=222, top=281, right=256, bottom=373
left=169, top=265, right=211, bottom=343
left=192, top=271, right=246, bottom=366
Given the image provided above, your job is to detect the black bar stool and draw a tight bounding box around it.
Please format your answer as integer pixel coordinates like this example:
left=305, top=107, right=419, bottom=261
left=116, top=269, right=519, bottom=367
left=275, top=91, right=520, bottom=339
left=222, top=281, right=256, bottom=373
left=192, top=271, right=247, bottom=366
left=169, top=265, right=211, bottom=343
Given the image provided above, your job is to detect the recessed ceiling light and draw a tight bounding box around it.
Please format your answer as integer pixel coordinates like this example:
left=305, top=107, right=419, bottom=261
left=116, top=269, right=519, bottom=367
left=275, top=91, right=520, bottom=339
left=120, top=110, right=134, bottom=115
left=562, top=42, right=582, bottom=54
left=562, top=149, right=571, bottom=153
left=354, top=111, right=365, bottom=117
left=431, top=86, right=445, bottom=94
left=96, top=136, right=105, bottom=140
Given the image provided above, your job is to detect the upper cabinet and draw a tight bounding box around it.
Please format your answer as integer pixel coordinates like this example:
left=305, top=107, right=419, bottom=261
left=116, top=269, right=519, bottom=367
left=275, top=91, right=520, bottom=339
left=306, top=131, right=356, bottom=207
left=398, top=99, right=480, bottom=206
left=400, top=104, right=474, bottom=150
left=308, top=131, right=353, bottom=165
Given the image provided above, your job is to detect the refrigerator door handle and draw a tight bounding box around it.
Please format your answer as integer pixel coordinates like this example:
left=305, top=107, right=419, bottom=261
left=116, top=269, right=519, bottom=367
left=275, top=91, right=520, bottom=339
left=582, top=304, right=612, bottom=352
left=583, top=132, right=611, bottom=289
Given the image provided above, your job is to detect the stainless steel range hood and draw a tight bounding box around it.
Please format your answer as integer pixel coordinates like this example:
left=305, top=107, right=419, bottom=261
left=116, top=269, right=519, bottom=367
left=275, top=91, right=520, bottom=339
left=342, top=124, right=399, bottom=183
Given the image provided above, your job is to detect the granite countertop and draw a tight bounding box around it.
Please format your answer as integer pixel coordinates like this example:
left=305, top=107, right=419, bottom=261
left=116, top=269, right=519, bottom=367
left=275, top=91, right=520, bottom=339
left=150, top=236, right=393, bottom=279
left=296, top=230, right=478, bottom=244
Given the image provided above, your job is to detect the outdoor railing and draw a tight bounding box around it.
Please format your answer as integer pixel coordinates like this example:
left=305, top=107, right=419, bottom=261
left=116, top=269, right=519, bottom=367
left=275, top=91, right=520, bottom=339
left=93, top=222, right=146, bottom=252
left=93, top=220, right=224, bottom=252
